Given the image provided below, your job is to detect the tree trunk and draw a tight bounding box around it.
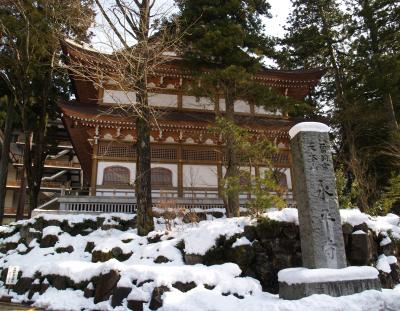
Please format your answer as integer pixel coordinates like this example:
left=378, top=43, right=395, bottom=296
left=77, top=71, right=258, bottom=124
left=135, top=83, right=154, bottom=236
left=224, top=93, right=240, bottom=217
left=384, top=93, right=399, bottom=133
left=0, top=98, right=14, bottom=224
left=16, top=168, right=26, bottom=221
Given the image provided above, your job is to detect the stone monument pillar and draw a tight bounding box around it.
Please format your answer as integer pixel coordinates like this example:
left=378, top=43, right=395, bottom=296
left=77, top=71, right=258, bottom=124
left=278, top=122, right=381, bottom=300
left=290, top=123, right=346, bottom=269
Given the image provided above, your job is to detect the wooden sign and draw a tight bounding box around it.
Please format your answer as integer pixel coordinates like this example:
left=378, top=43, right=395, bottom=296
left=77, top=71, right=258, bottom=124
left=5, top=266, right=20, bottom=285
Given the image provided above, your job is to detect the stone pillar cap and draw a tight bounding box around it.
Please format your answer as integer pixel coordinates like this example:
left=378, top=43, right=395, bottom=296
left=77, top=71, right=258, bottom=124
left=289, top=122, right=330, bottom=139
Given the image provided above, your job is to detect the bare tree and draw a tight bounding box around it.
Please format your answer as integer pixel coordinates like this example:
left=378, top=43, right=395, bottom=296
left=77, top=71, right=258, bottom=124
left=66, top=0, right=182, bottom=235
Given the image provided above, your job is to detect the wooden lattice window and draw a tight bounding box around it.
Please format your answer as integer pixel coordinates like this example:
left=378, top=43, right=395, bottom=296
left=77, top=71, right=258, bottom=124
left=183, top=149, right=217, bottom=161
left=151, top=167, right=173, bottom=188
left=151, top=148, right=177, bottom=160
left=98, top=143, right=136, bottom=158
left=103, top=166, right=130, bottom=185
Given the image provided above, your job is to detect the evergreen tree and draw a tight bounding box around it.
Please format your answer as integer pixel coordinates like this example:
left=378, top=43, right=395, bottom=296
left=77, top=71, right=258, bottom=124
left=177, top=0, right=286, bottom=217
left=0, top=0, right=94, bottom=220
left=279, top=0, right=400, bottom=213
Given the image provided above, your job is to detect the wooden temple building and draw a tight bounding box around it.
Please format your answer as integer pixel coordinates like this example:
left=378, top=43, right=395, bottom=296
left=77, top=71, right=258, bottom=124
left=38, top=40, right=325, bottom=213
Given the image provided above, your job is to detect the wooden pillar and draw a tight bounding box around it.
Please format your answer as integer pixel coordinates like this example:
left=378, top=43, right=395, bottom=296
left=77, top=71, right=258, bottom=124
left=217, top=148, right=223, bottom=198
left=177, top=144, right=183, bottom=197
left=90, top=137, right=99, bottom=196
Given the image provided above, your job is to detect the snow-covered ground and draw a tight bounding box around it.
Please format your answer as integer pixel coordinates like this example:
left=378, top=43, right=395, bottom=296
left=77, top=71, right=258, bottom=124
left=0, top=208, right=399, bottom=311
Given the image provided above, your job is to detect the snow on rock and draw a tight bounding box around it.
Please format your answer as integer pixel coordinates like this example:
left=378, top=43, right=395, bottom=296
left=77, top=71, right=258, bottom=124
left=178, top=217, right=252, bottom=255
left=232, top=237, right=252, bottom=248
left=288, top=122, right=330, bottom=139
left=278, top=267, right=379, bottom=285
left=377, top=255, right=392, bottom=273
left=0, top=211, right=400, bottom=311
left=380, top=236, right=392, bottom=246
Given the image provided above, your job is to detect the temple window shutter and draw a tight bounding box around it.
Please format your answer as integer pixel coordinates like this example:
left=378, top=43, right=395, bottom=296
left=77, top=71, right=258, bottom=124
left=103, top=166, right=130, bottom=185
left=151, top=167, right=173, bottom=188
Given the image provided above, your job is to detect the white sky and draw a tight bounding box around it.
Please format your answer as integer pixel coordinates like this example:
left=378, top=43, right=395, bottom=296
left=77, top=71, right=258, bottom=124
left=91, top=0, right=291, bottom=52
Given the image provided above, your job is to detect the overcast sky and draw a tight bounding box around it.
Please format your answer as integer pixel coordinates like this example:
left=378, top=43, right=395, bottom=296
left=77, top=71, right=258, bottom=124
left=92, top=0, right=292, bottom=52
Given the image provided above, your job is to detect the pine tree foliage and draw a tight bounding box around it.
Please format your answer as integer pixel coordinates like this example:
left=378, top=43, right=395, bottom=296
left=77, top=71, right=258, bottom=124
left=279, top=0, right=400, bottom=214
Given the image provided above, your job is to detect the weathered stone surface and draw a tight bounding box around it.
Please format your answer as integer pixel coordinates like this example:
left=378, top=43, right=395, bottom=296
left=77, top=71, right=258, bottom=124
left=94, top=270, right=121, bottom=304
left=127, top=299, right=145, bottom=311
left=279, top=278, right=381, bottom=300
left=172, top=281, right=196, bottom=292
left=14, top=277, right=33, bottom=295
left=40, top=234, right=59, bottom=248
left=184, top=254, right=203, bottom=265
left=349, top=232, right=376, bottom=265
left=290, top=130, right=347, bottom=269
left=154, top=255, right=170, bottom=264
left=149, top=285, right=169, bottom=310
left=55, top=245, right=74, bottom=254
left=111, top=287, right=132, bottom=307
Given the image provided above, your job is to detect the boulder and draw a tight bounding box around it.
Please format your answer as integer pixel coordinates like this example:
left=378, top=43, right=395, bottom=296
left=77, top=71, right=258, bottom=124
left=111, top=286, right=132, bottom=307
left=154, top=256, right=170, bottom=264
left=40, top=235, right=58, bottom=248
left=184, top=254, right=203, bottom=265
left=85, top=241, right=95, bottom=253
left=92, top=250, right=113, bottom=263
left=55, top=246, right=74, bottom=254
left=349, top=231, right=376, bottom=265
left=149, top=286, right=170, bottom=310
left=94, top=269, right=121, bottom=304
left=172, top=281, right=196, bottom=292
left=19, top=227, right=41, bottom=245
left=127, top=299, right=146, bottom=311
left=14, top=277, right=33, bottom=295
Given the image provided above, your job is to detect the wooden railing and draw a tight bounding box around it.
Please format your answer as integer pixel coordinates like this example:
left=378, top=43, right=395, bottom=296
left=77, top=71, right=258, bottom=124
left=38, top=192, right=296, bottom=214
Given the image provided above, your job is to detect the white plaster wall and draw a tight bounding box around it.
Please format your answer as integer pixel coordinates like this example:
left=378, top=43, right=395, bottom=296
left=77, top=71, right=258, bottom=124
left=234, top=100, right=251, bottom=113
left=182, top=96, right=214, bottom=110
left=148, top=93, right=177, bottom=108
left=183, top=165, right=218, bottom=187
left=103, top=90, right=136, bottom=105
left=219, top=99, right=251, bottom=113
left=151, top=163, right=178, bottom=187
left=97, top=161, right=136, bottom=185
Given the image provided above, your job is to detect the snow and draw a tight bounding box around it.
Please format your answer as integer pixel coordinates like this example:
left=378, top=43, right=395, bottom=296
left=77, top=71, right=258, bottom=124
left=377, top=255, right=392, bottom=273
left=352, top=230, right=366, bottom=235
left=232, top=237, right=252, bottom=248
left=278, top=267, right=379, bottom=285
left=288, top=122, right=330, bottom=139
left=380, top=236, right=392, bottom=246
left=0, top=211, right=400, bottom=310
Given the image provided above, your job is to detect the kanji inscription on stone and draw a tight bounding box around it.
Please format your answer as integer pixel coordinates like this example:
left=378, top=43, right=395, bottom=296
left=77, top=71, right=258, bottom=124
left=290, top=125, right=347, bottom=269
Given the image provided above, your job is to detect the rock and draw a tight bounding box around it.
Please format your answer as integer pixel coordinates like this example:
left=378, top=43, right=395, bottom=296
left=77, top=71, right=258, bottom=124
left=111, top=247, right=123, bottom=258
left=148, top=234, right=163, bottom=244
left=55, top=245, right=74, bottom=254
left=94, top=269, right=120, bottom=304
left=127, top=299, right=146, bottom=311
left=349, top=231, right=376, bottom=265
left=28, top=282, right=42, bottom=299
left=272, top=253, right=292, bottom=271
left=40, top=234, right=59, bottom=248
left=154, top=256, right=170, bottom=264
left=342, top=223, right=354, bottom=235
left=92, top=250, right=113, bottom=263
left=111, top=286, right=132, bottom=307
left=149, top=285, right=169, bottom=310
left=19, top=227, right=41, bottom=245
left=226, top=245, right=254, bottom=271
left=84, top=285, right=94, bottom=298
left=172, top=281, right=196, bottom=292
left=353, top=222, right=369, bottom=233
left=184, top=254, right=203, bottom=265
left=85, top=241, right=95, bottom=253
left=14, top=277, right=33, bottom=295
left=243, top=226, right=257, bottom=242
left=281, top=223, right=299, bottom=240
left=48, top=275, right=69, bottom=290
